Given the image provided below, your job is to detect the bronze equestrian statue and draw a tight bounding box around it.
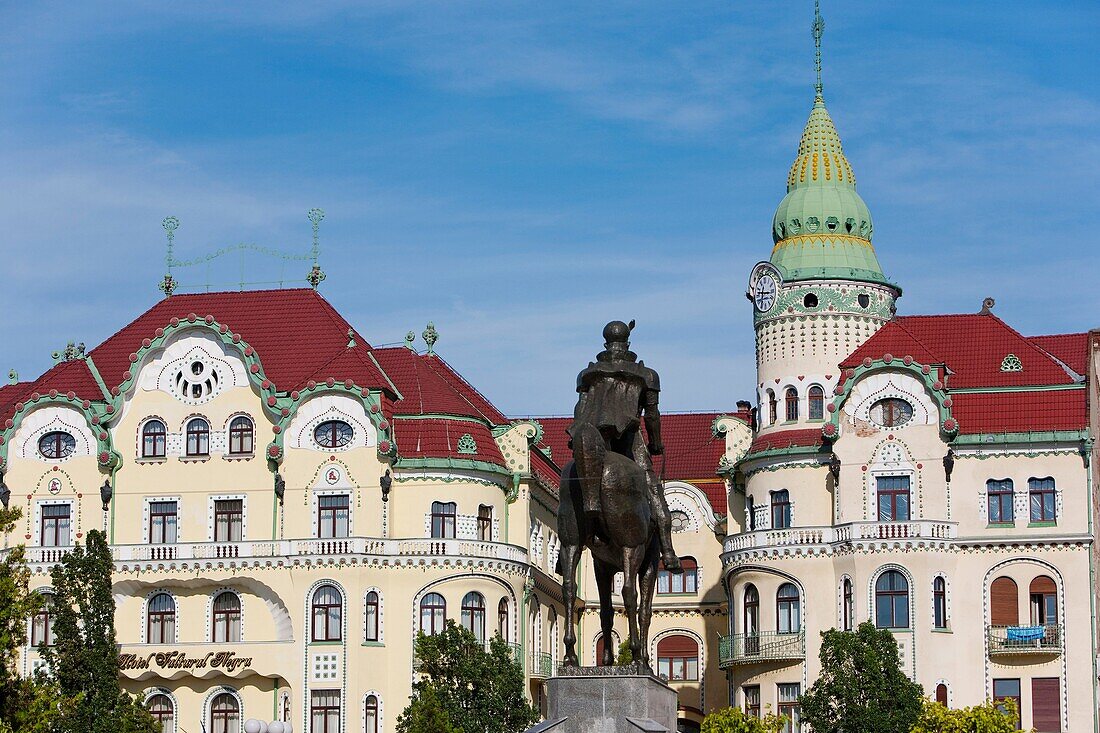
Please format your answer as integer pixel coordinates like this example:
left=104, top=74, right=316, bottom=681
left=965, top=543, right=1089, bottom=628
left=558, top=320, right=681, bottom=671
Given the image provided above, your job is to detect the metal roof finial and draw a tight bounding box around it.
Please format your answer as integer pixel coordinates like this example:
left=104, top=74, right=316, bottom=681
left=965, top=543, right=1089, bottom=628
left=307, top=208, right=327, bottom=289
left=812, top=0, right=825, bottom=99
left=160, top=216, right=180, bottom=296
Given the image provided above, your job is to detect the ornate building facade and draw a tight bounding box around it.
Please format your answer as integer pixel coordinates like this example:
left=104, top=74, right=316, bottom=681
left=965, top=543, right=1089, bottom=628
left=716, top=69, right=1098, bottom=733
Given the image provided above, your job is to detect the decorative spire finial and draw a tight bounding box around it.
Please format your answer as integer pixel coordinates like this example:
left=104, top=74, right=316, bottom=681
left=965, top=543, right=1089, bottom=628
left=307, top=208, right=326, bottom=289
left=422, top=322, right=438, bottom=355
left=812, top=0, right=825, bottom=98
left=404, top=331, right=416, bottom=351
left=161, top=216, right=180, bottom=296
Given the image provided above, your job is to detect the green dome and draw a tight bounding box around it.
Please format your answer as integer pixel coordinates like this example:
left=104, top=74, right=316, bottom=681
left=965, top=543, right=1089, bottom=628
left=770, top=96, right=891, bottom=287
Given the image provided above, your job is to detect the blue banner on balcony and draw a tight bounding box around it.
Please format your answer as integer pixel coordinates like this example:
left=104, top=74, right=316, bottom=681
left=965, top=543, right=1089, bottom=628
left=1006, top=625, right=1045, bottom=641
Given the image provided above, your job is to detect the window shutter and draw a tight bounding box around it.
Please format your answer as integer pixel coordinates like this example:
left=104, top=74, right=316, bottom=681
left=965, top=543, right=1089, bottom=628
left=990, top=577, right=1019, bottom=626
left=657, top=635, right=698, bottom=657
left=1030, top=677, right=1060, bottom=732
left=1029, top=576, right=1056, bottom=595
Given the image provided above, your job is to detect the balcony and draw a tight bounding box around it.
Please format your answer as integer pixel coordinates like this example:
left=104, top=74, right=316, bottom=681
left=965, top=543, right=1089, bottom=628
left=529, top=651, right=555, bottom=679
left=987, top=624, right=1062, bottom=657
left=724, top=521, right=957, bottom=556
left=718, top=631, right=805, bottom=668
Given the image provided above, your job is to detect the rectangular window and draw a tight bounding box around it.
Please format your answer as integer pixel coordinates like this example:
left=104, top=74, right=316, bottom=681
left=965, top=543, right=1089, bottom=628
left=1029, top=478, right=1056, bottom=523
left=657, top=561, right=698, bottom=594
left=771, top=491, right=791, bottom=529
left=778, top=683, right=801, bottom=733
left=40, top=504, right=71, bottom=547
left=993, top=679, right=1021, bottom=729
left=214, top=499, right=243, bottom=542
left=149, top=501, right=178, bottom=544
left=310, top=690, right=341, bottom=733
left=477, top=505, right=493, bottom=542
left=743, top=685, right=760, bottom=719
left=1031, top=677, right=1060, bottom=733
left=876, top=476, right=910, bottom=522
left=431, top=502, right=456, bottom=539
left=317, top=495, right=350, bottom=539
left=987, top=480, right=1014, bottom=524
left=656, top=654, right=698, bottom=681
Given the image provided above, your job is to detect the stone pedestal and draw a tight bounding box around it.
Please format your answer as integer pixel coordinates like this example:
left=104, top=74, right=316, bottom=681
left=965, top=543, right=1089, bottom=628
left=528, top=666, right=679, bottom=733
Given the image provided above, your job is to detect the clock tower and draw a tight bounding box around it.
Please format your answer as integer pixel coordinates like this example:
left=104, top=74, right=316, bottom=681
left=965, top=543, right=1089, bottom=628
left=749, top=3, right=900, bottom=433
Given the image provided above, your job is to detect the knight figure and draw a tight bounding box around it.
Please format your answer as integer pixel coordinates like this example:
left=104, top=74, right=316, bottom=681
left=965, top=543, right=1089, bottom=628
left=567, top=320, right=682, bottom=574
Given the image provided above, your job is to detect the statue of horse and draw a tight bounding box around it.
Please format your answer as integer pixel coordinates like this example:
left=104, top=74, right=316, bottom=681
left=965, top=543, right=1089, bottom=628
left=557, top=452, right=661, bottom=671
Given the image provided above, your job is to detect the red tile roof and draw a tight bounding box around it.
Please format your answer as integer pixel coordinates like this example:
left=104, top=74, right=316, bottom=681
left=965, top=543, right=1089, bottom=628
left=1029, top=333, right=1088, bottom=376
left=88, top=289, right=391, bottom=394
left=535, top=413, right=730, bottom=513
left=390, top=418, right=506, bottom=468
left=747, top=428, right=824, bottom=455
left=370, top=347, right=507, bottom=423
left=951, top=390, right=1085, bottom=435
left=843, top=314, right=1076, bottom=389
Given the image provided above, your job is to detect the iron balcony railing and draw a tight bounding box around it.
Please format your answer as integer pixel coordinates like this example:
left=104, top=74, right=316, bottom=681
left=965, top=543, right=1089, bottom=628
left=987, top=624, right=1062, bottom=656
left=718, top=630, right=805, bottom=668
left=529, top=651, right=555, bottom=679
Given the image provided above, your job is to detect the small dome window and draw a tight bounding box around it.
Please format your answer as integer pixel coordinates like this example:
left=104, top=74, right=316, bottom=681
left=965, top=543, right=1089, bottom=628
left=775, top=221, right=786, bottom=239
left=174, top=360, right=219, bottom=402
left=859, top=221, right=870, bottom=238
left=789, top=218, right=801, bottom=234
left=803, top=293, right=819, bottom=308
left=845, top=218, right=856, bottom=234
left=806, top=216, right=820, bottom=233
left=39, top=431, right=76, bottom=460
left=825, top=216, right=839, bottom=232
left=315, top=420, right=354, bottom=449
left=858, top=294, right=870, bottom=309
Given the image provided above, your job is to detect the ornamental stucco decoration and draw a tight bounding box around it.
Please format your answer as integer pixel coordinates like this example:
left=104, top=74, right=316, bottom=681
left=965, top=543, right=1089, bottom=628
left=823, top=358, right=958, bottom=441
left=999, top=354, right=1023, bottom=372
left=754, top=283, right=894, bottom=325
left=456, top=433, right=477, bottom=455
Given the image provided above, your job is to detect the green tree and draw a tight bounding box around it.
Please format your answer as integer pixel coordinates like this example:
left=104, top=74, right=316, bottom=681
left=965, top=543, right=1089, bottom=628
left=701, top=706, right=787, bottom=733
left=397, top=621, right=539, bottom=733
left=799, top=622, right=924, bottom=733
left=616, top=640, right=633, bottom=665
left=0, top=507, right=43, bottom=720
left=911, top=698, right=1022, bottom=733
left=42, top=530, right=157, bottom=733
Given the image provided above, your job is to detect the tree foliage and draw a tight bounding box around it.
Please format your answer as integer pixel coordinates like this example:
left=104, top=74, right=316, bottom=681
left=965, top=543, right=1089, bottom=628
left=41, top=530, right=157, bottom=733
left=701, top=706, right=787, bottom=733
left=799, top=622, right=924, bottom=733
left=911, top=698, right=1022, bottom=733
left=397, top=622, right=539, bottom=733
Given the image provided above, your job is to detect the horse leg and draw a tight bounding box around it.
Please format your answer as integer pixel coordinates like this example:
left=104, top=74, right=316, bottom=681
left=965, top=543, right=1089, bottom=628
left=636, top=540, right=659, bottom=670
left=594, top=560, right=617, bottom=665
left=621, top=545, right=643, bottom=667
left=559, top=542, right=584, bottom=667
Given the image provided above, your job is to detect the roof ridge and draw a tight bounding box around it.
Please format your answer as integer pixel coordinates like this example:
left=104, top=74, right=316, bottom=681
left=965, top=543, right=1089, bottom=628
left=426, top=354, right=507, bottom=425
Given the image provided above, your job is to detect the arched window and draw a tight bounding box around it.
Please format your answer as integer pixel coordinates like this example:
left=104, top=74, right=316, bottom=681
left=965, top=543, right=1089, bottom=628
left=670, top=510, right=691, bottom=533
left=746, top=496, right=756, bottom=532
left=990, top=577, right=1019, bottom=626
left=1029, top=478, right=1056, bottom=523
left=595, top=633, right=614, bottom=666
left=548, top=609, right=558, bottom=664
left=743, top=585, right=759, bottom=635
left=875, top=571, right=910, bottom=629
left=784, top=387, right=798, bottom=421
left=314, top=420, right=353, bottom=449
left=935, top=683, right=948, bottom=707
left=776, top=584, right=800, bottom=633
left=147, top=694, right=175, bottom=732
left=430, top=502, right=457, bottom=539
left=497, top=598, right=509, bottom=642
left=31, top=593, right=54, bottom=647
left=461, top=592, right=486, bottom=643
left=209, top=693, right=239, bottom=733
left=147, top=593, right=175, bottom=644
left=38, top=431, right=75, bottom=460
left=365, top=591, right=380, bottom=642
left=212, top=592, right=241, bottom=642
left=842, top=578, right=854, bottom=631
left=227, top=416, right=253, bottom=455
left=656, top=635, right=699, bottom=681
left=766, top=390, right=777, bottom=425
left=365, top=694, right=380, bottom=733
left=658, top=557, right=698, bottom=594
left=311, top=585, right=342, bottom=642
left=142, top=420, right=167, bottom=458
left=529, top=599, right=542, bottom=655
left=420, top=593, right=446, bottom=636
left=933, top=577, right=947, bottom=629
left=185, top=418, right=210, bottom=457
left=771, top=490, right=791, bottom=529
left=1029, top=576, right=1057, bottom=626
left=808, top=385, right=825, bottom=420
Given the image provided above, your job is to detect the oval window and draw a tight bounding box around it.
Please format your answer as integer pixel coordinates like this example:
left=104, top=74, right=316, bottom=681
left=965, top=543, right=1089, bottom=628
left=869, top=398, right=914, bottom=428
left=39, top=431, right=77, bottom=459
left=314, top=420, right=354, bottom=449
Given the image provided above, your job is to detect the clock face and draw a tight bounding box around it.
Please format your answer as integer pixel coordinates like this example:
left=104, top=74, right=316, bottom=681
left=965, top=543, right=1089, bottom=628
left=753, top=275, right=777, bottom=312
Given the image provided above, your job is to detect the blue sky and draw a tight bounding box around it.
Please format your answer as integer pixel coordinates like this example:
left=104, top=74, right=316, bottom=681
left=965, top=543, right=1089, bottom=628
left=0, top=2, right=1097, bottom=416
